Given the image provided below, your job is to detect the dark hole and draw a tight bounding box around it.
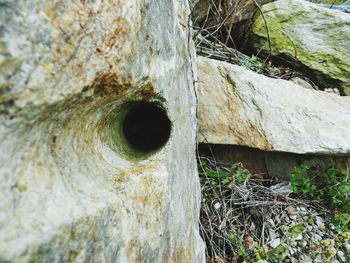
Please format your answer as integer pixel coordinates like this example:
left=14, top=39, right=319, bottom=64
left=122, top=102, right=171, bottom=152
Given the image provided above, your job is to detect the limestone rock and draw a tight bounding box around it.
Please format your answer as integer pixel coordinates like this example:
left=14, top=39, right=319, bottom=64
left=250, top=0, right=350, bottom=95
left=0, top=0, right=204, bottom=262
left=197, top=56, right=350, bottom=154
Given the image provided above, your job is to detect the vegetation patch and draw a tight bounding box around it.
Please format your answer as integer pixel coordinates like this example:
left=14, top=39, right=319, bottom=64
left=198, top=156, right=350, bottom=263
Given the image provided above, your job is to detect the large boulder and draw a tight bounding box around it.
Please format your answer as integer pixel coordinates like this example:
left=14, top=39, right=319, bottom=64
left=197, top=56, right=350, bottom=155
left=0, top=1, right=204, bottom=262
left=249, top=0, right=350, bottom=95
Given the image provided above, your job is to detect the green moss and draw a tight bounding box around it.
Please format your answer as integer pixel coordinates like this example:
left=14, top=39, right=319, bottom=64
left=317, top=0, right=347, bottom=4
left=105, top=101, right=169, bottom=161
left=251, top=0, right=350, bottom=94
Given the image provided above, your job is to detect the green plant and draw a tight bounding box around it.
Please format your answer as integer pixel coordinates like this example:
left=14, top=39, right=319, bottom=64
left=267, top=244, right=289, bottom=263
left=290, top=164, right=317, bottom=195
left=345, top=248, right=350, bottom=262
left=242, top=55, right=265, bottom=72
left=320, top=167, right=350, bottom=212
left=289, top=164, right=350, bottom=213
left=332, top=213, right=350, bottom=233
left=198, top=159, right=230, bottom=180
left=231, top=163, right=250, bottom=184
left=198, top=159, right=250, bottom=186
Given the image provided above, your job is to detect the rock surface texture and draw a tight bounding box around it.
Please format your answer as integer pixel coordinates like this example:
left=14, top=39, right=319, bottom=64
left=0, top=1, right=204, bottom=262
left=250, top=0, right=350, bottom=95
left=197, top=56, right=350, bottom=155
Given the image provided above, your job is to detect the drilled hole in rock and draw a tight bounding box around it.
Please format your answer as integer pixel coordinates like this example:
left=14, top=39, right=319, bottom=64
left=122, top=102, right=171, bottom=152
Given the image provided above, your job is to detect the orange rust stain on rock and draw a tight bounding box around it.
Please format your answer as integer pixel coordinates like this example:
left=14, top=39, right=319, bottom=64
left=137, top=85, right=158, bottom=101
left=91, top=72, right=132, bottom=96
left=103, top=17, right=128, bottom=49
left=228, top=121, right=273, bottom=151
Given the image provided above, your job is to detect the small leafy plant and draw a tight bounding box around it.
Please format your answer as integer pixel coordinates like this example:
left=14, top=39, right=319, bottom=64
left=198, top=159, right=230, bottom=180
left=332, top=213, right=350, bottom=233
left=290, top=164, right=317, bottom=195
left=198, top=159, right=250, bottom=185
left=241, top=55, right=265, bottom=72
left=231, top=163, right=250, bottom=184
left=289, top=164, right=350, bottom=213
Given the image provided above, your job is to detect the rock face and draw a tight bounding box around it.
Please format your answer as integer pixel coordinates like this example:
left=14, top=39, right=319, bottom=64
left=0, top=1, right=204, bottom=262
left=250, top=0, right=350, bottom=95
left=197, top=56, right=350, bottom=155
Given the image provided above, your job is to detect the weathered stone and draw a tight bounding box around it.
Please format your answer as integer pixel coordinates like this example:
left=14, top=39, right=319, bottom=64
left=0, top=0, right=204, bottom=262
left=250, top=0, right=350, bottom=95
left=197, top=56, right=350, bottom=154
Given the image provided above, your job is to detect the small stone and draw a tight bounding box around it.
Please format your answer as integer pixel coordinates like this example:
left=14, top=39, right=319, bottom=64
left=307, top=225, right=313, bottom=231
left=250, top=222, right=256, bottom=231
left=315, top=216, right=325, bottom=229
left=289, top=246, right=296, bottom=255
left=291, top=241, right=297, bottom=247
left=302, top=241, right=308, bottom=247
left=344, top=243, right=350, bottom=251
left=301, top=254, right=312, bottom=262
left=311, top=234, right=322, bottom=243
left=337, top=251, right=346, bottom=262
left=299, top=207, right=307, bottom=213
left=295, top=234, right=303, bottom=241
left=289, top=214, right=298, bottom=220
left=269, top=229, right=277, bottom=240
left=286, top=206, right=298, bottom=216
left=275, top=217, right=281, bottom=225
left=270, top=238, right=281, bottom=249
left=214, top=202, right=221, bottom=210
left=315, top=254, right=323, bottom=263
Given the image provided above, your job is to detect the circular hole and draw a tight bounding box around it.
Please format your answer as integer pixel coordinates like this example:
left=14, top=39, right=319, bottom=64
left=122, top=102, right=171, bottom=153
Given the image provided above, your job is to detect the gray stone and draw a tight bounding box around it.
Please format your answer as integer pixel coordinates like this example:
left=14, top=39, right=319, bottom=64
left=311, top=234, right=323, bottom=243
left=0, top=0, right=205, bottom=262
left=197, top=56, right=350, bottom=154
left=270, top=238, right=281, bottom=249
left=337, top=251, right=346, bottom=262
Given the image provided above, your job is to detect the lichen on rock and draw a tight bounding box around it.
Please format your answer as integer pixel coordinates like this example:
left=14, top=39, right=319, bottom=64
left=250, top=0, right=350, bottom=95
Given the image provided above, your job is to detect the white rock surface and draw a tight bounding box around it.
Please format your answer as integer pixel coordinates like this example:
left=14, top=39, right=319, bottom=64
left=0, top=1, right=204, bottom=262
left=197, top=56, right=350, bottom=154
